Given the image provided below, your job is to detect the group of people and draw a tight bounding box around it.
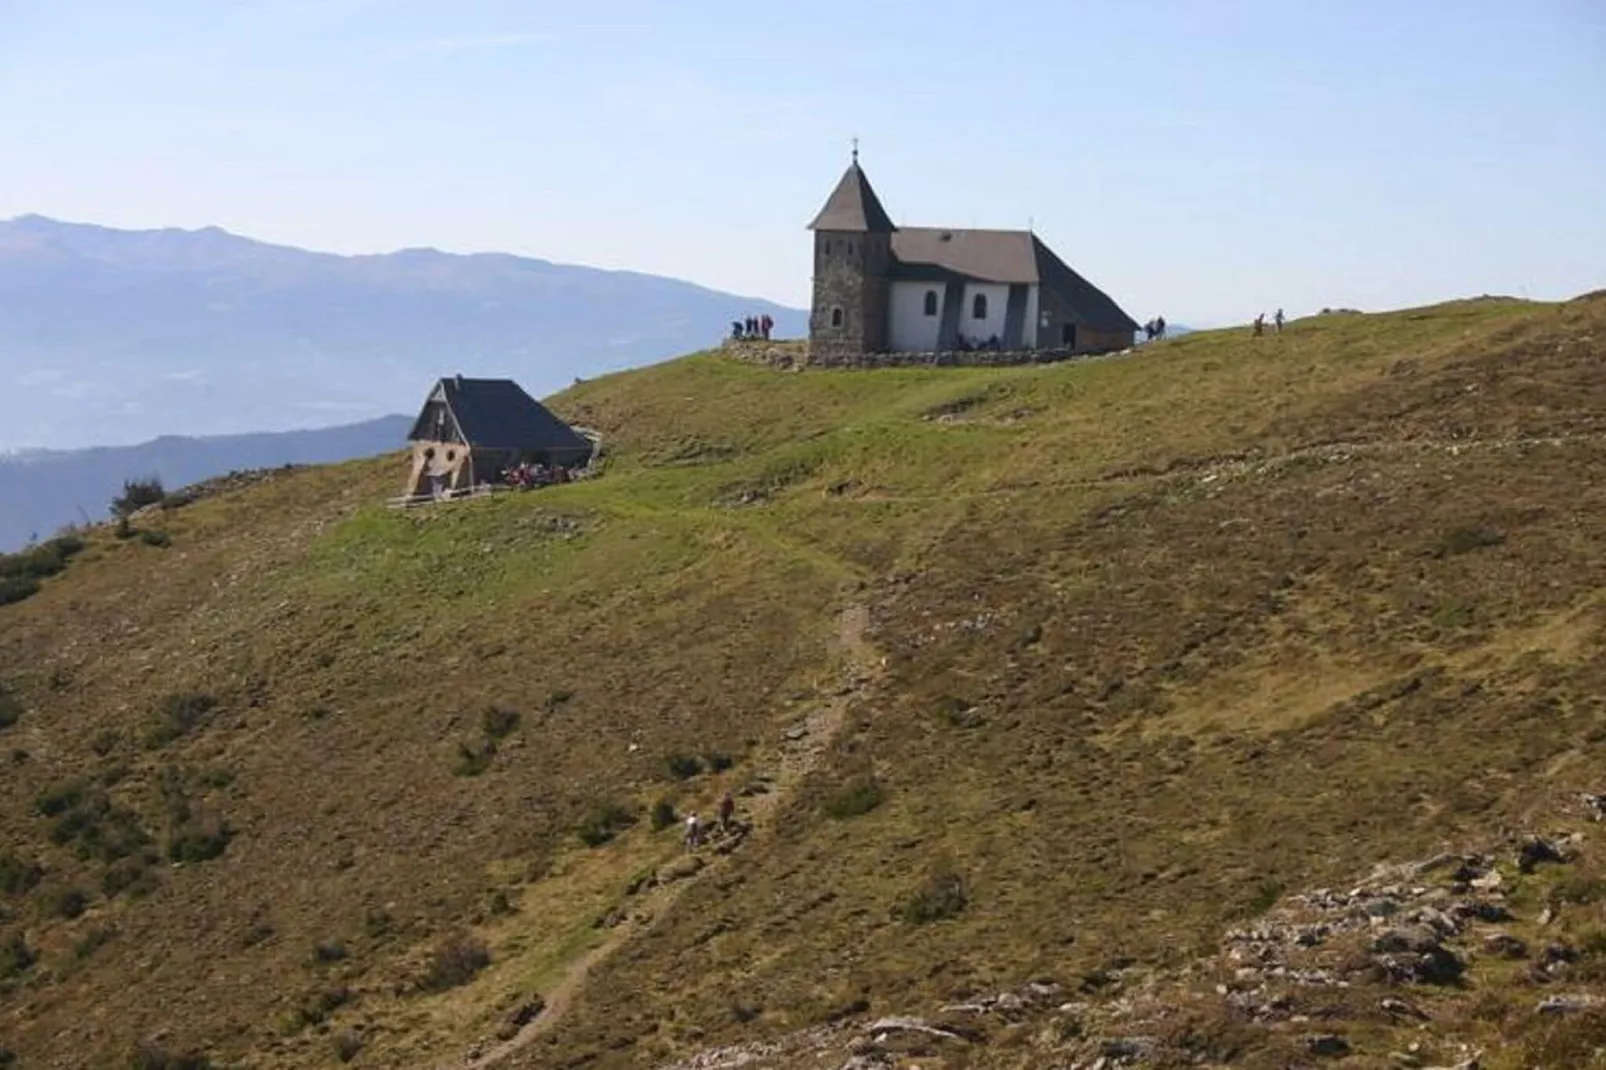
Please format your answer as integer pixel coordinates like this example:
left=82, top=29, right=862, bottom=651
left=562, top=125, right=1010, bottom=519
left=1252, top=308, right=1287, bottom=337
left=683, top=792, right=738, bottom=850
left=954, top=333, right=1003, bottom=352
left=731, top=313, right=776, bottom=341
left=1143, top=316, right=1168, bottom=341
left=500, top=460, right=572, bottom=489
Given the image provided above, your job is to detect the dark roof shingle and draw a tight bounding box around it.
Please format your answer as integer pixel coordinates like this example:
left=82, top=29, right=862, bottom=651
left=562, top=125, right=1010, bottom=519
left=807, top=163, right=896, bottom=232
left=410, top=377, right=591, bottom=455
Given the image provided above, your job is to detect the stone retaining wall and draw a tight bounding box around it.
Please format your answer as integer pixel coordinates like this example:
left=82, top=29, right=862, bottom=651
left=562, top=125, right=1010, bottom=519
left=723, top=340, right=1130, bottom=371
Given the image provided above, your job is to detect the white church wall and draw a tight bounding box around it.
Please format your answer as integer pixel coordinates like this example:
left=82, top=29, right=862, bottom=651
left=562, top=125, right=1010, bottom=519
left=1022, top=285, right=1041, bottom=348
left=888, top=281, right=945, bottom=352
left=959, top=283, right=1009, bottom=346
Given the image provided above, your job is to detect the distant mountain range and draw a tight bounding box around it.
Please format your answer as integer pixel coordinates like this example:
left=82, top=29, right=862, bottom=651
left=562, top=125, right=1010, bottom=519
left=0, top=416, right=412, bottom=551
left=0, top=215, right=804, bottom=451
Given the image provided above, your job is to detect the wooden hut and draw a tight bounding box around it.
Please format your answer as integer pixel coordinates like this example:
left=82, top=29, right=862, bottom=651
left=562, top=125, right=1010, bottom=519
left=404, top=375, right=592, bottom=497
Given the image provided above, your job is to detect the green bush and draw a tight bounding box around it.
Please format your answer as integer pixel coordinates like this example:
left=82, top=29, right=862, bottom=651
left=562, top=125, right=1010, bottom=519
left=128, top=1042, right=212, bottom=1070
left=312, top=941, right=349, bottom=964
left=45, top=788, right=151, bottom=863
left=665, top=753, right=704, bottom=780
left=453, top=739, right=496, bottom=777
left=704, top=751, right=735, bottom=772
left=650, top=798, right=678, bottom=831
left=102, top=855, right=159, bottom=899
left=137, top=529, right=172, bottom=548
left=575, top=800, right=636, bottom=847
left=900, top=865, right=968, bottom=925
left=0, top=931, right=36, bottom=979
left=823, top=776, right=886, bottom=820
left=421, top=931, right=490, bottom=991
left=144, top=691, right=218, bottom=748
left=167, top=819, right=232, bottom=864
left=333, top=1029, right=364, bottom=1063
left=481, top=705, right=520, bottom=740
left=1433, top=526, right=1505, bottom=558
left=111, top=477, right=166, bottom=518
left=0, top=576, right=40, bottom=606
left=49, top=886, right=89, bottom=919
left=0, top=536, right=83, bottom=582
left=73, top=925, right=118, bottom=961
left=37, top=779, right=88, bottom=817
left=0, top=684, right=21, bottom=730
left=0, top=852, right=43, bottom=896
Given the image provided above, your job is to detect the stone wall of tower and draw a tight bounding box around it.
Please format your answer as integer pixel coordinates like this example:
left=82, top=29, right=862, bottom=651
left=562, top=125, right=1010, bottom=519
left=809, top=231, right=891, bottom=359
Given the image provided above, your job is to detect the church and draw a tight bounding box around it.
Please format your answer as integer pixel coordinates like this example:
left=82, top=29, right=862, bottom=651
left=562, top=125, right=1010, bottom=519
left=807, top=154, right=1138, bottom=363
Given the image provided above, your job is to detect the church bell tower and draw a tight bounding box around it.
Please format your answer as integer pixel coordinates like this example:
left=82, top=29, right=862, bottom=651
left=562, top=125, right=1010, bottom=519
left=806, top=146, right=895, bottom=363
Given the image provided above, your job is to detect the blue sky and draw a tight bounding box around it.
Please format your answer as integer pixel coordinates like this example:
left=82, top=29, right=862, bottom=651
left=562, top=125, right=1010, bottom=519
left=1, top=0, right=1602, bottom=324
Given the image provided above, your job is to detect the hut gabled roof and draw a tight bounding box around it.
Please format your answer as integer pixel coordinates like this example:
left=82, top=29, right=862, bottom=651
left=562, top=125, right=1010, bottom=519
left=408, top=376, right=591, bottom=453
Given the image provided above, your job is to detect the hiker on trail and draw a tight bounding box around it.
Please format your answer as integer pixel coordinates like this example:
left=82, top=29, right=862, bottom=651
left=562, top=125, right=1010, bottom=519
left=1274, top=308, right=1286, bottom=334
left=1253, top=313, right=1266, bottom=337
left=761, top=313, right=774, bottom=340
left=684, top=811, right=702, bottom=850
left=1155, top=315, right=1167, bottom=339
left=1143, top=319, right=1155, bottom=341
left=718, top=792, right=735, bottom=832
left=731, top=320, right=744, bottom=341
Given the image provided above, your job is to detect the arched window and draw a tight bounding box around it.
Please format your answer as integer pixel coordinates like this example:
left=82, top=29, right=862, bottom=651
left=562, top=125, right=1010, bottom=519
left=830, top=306, right=845, bottom=328
left=923, top=290, right=939, bottom=316
left=972, top=293, right=988, bottom=320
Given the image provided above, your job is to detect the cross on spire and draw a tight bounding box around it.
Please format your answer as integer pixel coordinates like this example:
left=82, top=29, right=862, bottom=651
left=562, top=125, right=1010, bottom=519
left=851, top=137, right=859, bottom=164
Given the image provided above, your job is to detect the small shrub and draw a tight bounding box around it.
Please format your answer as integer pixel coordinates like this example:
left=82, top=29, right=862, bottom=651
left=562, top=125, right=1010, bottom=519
left=0, top=1047, right=15, bottom=1067
left=1242, top=880, right=1285, bottom=918
left=823, top=776, right=886, bottom=820
left=37, top=779, right=88, bottom=817
left=333, top=1029, right=364, bottom=1063
left=900, top=865, right=968, bottom=925
left=91, top=729, right=121, bottom=756
left=650, top=798, right=678, bottom=831
left=0, top=931, right=36, bottom=979
left=74, top=924, right=118, bottom=961
left=704, top=751, right=735, bottom=773
left=129, top=1041, right=212, bottom=1070
left=543, top=689, right=573, bottom=712
left=363, top=908, right=395, bottom=940
left=49, top=886, right=89, bottom=919
left=665, top=753, right=704, bottom=780
left=575, top=800, right=636, bottom=847
left=454, top=739, right=496, bottom=777
left=144, top=691, right=218, bottom=748
left=0, top=685, right=21, bottom=730
left=1433, top=526, right=1505, bottom=558
left=934, top=695, right=983, bottom=728
left=481, top=705, right=520, bottom=740
left=111, top=477, right=166, bottom=519
left=0, top=576, right=39, bottom=606
left=240, top=921, right=275, bottom=948
left=167, top=817, right=232, bottom=863
left=1551, top=874, right=1606, bottom=905
left=312, top=940, right=349, bottom=964
left=422, top=931, right=490, bottom=991
left=487, top=889, right=514, bottom=916
left=137, top=529, right=172, bottom=548
left=102, top=854, right=159, bottom=899
left=0, top=852, right=43, bottom=896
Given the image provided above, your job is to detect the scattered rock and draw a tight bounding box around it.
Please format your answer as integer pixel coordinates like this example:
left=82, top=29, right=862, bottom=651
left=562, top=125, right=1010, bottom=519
left=1481, top=932, right=1527, bottom=959
left=1305, top=1033, right=1351, bottom=1057
left=1582, top=792, right=1606, bottom=821
left=1536, top=993, right=1600, bottom=1016
left=1516, top=836, right=1565, bottom=874
left=784, top=725, right=809, bottom=742
left=494, top=997, right=546, bottom=1040
left=1380, top=997, right=1430, bottom=1020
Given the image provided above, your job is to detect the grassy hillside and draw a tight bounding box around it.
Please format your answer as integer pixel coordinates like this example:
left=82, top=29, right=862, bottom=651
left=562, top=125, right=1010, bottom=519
left=1, top=294, right=1603, bottom=1069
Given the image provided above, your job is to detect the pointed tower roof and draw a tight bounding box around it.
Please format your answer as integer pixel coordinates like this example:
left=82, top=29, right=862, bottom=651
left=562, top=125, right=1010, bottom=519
left=807, top=155, right=896, bottom=232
